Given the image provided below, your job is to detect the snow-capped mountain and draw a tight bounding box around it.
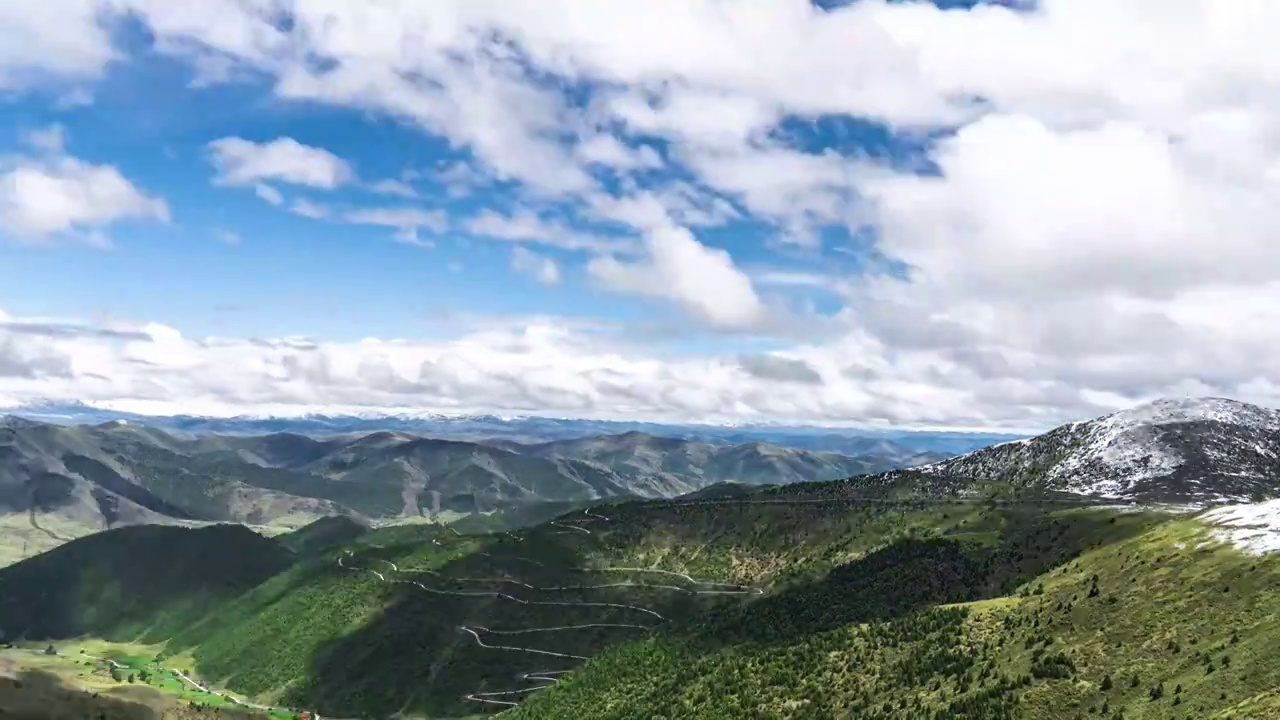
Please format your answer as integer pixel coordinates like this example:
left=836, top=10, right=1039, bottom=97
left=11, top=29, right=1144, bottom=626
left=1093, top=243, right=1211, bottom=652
left=909, top=397, right=1280, bottom=504
left=2, top=401, right=1011, bottom=457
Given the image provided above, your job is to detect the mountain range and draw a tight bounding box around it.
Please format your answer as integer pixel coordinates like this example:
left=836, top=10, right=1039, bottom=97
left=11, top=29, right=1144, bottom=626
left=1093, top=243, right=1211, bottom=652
left=0, top=415, right=943, bottom=557
left=4, top=397, right=1280, bottom=719
left=6, top=401, right=1020, bottom=456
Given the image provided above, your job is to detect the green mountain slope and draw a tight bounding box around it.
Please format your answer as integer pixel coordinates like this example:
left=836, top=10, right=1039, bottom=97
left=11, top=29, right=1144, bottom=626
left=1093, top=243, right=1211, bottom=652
left=187, top=490, right=1280, bottom=719
left=6, top=475, right=1280, bottom=719
left=0, top=524, right=295, bottom=642
left=276, top=515, right=368, bottom=557
left=509, top=508, right=1280, bottom=720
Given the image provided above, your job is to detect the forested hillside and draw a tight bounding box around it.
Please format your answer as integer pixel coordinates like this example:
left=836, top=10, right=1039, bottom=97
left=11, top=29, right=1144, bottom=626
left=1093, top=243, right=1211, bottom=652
left=0, top=524, right=294, bottom=641
left=510, top=507, right=1280, bottom=719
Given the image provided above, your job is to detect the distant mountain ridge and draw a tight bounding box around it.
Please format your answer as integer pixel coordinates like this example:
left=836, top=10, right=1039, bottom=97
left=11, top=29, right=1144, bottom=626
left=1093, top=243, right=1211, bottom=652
left=0, top=417, right=941, bottom=549
left=898, top=397, right=1280, bottom=504
left=6, top=401, right=1019, bottom=456
left=513, top=431, right=922, bottom=493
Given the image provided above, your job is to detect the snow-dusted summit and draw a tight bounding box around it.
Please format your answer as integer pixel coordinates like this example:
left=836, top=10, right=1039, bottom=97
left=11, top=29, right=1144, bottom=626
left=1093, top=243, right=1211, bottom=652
left=911, top=397, right=1280, bottom=504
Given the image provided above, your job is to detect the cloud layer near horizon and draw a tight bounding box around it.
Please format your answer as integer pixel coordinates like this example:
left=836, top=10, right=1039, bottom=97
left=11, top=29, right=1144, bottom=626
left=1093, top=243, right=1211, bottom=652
left=1, top=305, right=1276, bottom=431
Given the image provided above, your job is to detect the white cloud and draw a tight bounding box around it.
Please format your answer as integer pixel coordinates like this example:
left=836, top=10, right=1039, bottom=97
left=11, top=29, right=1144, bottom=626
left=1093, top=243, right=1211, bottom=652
left=254, top=183, right=283, bottom=206
left=0, top=307, right=982, bottom=427
left=370, top=178, right=419, bottom=199
left=0, top=135, right=169, bottom=244
left=8, top=0, right=1280, bottom=427
left=344, top=207, right=446, bottom=232
left=588, top=225, right=764, bottom=331
left=0, top=0, right=117, bottom=88
left=435, top=161, right=492, bottom=198
left=343, top=206, right=445, bottom=246
left=289, top=198, right=330, bottom=220
left=391, top=229, right=435, bottom=248
left=55, top=87, right=95, bottom=109
left=862, top=114, right=1280, bottom=300
left=23, top=125, right=67, bottom=154
left=208, top=137, right=354, bottom=189
left=510, top=246, right=560, bottom=286
left=465, top=208, right=638, bottom=253
left=7, top=303, right=1280, bottom=430
left=576, top=135, right=663, bottom=171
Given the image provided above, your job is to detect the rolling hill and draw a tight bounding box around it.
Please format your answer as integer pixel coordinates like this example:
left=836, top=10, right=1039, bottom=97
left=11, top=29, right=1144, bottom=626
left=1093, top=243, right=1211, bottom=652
left=0, top=416, right=940, bottom=565
left=275, top=515, right=369, bottom=557
left=0, top=523, right=294, bottom=641
left=502, top=430, right=909, bottom=495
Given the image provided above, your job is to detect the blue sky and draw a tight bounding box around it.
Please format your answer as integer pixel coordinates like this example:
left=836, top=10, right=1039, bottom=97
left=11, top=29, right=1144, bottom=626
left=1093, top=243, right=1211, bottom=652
left=0, top=12, right=902, bottom=344
left=0, top=63, right=672, bottom=341
left=0, top=0, right=1275, bottom=430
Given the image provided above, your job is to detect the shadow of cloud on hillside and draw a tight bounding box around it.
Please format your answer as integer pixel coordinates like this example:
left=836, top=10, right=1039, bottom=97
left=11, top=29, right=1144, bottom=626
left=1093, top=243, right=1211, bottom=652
left=169, top=503, right=1161, bottom=718
left=161, top=551, right=345, bottom=654
left=0, top=525, right=293, bottom=646
left=276, top=527, right=729, bottom=719
left=690, top=507, right=1160, bottom=649
left=0, top=668, right=159, bottom=720
left=695, top=537, right=992, bottom=646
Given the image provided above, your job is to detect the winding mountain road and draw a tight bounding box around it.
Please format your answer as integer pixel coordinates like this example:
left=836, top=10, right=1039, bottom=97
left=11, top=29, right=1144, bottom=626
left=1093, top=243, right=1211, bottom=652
left=338, top=507, right=765, bottom=712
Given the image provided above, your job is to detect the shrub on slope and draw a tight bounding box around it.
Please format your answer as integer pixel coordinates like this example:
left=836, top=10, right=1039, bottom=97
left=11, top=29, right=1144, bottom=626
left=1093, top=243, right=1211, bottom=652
left=509, top=513, right=1280, bottom=720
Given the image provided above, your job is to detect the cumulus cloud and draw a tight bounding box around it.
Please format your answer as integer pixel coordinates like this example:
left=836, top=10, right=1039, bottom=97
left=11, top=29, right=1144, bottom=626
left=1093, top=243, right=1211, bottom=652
left=0, top=0, right=117, bottom=88
left=343, top=207, right=446, bottom=246
left=737, top=354, right=824, bottom=385
left=6, top=0, right=1280, bottom=427
left=4, top=304, right=1279, bottom=430
left=0, top=129, right=169, bottom=244
left=576, top=136, right=664, bottom=171
left=465, top=208, right=638, bottom=253
left=370, top=178, right=419, bottom=199
left=208, top=137, right=354, bottom=189
left=254, top=183, right=283, bottom=206
left=588, top=225, right=765, bottom=331
left=23, top=125, right=67, bottom=154
left=510, top=247, right=560, bottom=286
left=0, top=307, right=999, bottom=427
left=289, top=198, right=329, bottom=220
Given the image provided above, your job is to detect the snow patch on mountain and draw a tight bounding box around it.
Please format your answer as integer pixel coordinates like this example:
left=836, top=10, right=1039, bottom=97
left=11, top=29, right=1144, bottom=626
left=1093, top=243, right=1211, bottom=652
left=1049, top=415, right=1183, bottom=495
left=1051, top=398, right=1280, bottom=495
left=913, top=397, right=1280, bottom=503
left=1202, top=499, right=1280, bottom=555
left=1113, top=397, right=1280, bottom=429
